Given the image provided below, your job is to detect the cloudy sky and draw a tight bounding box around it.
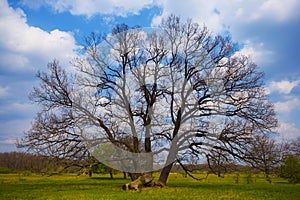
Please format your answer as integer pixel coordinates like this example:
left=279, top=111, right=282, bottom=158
left=0, top=0, right=300, bottom=152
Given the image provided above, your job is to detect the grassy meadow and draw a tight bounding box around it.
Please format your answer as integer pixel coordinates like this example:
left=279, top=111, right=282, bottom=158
left=0, top=172, right=299, bottom=200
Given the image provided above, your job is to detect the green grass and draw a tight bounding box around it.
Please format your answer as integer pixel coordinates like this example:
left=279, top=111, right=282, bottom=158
left=0, top=172, right=299, bottom=199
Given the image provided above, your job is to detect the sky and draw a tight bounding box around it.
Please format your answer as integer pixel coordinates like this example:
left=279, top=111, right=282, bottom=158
left=0, top=0, right=300, bottom=152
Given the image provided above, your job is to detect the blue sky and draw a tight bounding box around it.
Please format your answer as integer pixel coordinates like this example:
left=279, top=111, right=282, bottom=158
left=0, top=0, right=300, bottom=152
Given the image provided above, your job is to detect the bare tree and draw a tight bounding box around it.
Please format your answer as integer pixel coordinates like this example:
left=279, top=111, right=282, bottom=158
left=243, top=134, right=289, bottom=180
left=17, top=62, right=96, bottom=172
left=20, top=15, right=277, bottom=186
left=289, top=137, right=300, bottom=159
left=206, top=146, right=235, bottom=177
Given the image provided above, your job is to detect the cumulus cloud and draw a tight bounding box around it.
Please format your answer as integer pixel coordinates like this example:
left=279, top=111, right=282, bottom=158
left=152, top=0, right=223, bottom=33
left=151, top=0, right=300, bottom=32
left=274, top=97, right=300, bottom=113
left=22, top=0, right=154, bottom=18
left=269, top=80, right=300, bottom=114
left=235, top=40, right=274, bottom=65
left=268, top=80, right=299, bottom=94
left=20, top=0, right=300, bottom=31
left=0, top=0, right=79, bottom=73
left=0, top=0, right=81, bottom=152
left=277, top=121, right=300, bottom=140
left=251, top=0, right=300, bottom=21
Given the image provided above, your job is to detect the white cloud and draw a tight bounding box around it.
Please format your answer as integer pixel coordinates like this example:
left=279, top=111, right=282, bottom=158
left=251, top=0, right=300, bottom=21
left=152, top=0, right=223, bottom=33
left=151, top=0, right=300, bottom=33
left=149, top=1, right=300, bottom=70
left=0, top=0, right=81, bottom=152
left=277, top=121, right=300, bottom=140
left=0, top=0, right=79, bottom=72
left=20, top=0, right=300, bottom=30
left=235, top=41, right=274, bottom=65
left=20, top=0, right=47, bottom=10
left=22, top=0, right=154, bottom=18
left=274, top=97, right=300, bottom=113
left=268, top=80, right=299, bottom=94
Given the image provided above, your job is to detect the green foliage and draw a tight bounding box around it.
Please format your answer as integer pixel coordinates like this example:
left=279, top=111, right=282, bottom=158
left=0, top=167, right=15, bottom=174
left=92, top=163, right=112, bottom=174
left=21, top=170, right=32, bottom=176
left=280, top=155, right=300, bottom=183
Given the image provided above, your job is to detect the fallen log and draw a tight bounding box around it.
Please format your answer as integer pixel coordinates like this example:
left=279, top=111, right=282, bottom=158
left=122, top=173, right=153, bottom=190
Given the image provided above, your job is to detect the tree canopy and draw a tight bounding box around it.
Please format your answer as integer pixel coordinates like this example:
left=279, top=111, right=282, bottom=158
left=20, top=15, right=277, bottom=186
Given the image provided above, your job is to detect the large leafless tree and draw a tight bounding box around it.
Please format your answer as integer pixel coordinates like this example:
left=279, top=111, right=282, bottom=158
left=20, top=15, right=277, bottom=186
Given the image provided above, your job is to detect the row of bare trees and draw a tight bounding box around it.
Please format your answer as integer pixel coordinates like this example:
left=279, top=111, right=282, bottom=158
left=207, top=135, right=300, bottom=180
left=18, top=15, right=281, bottom=187
left=0, top=152, right=81, bottom=173
left=3, top=135, right=300, bottom=178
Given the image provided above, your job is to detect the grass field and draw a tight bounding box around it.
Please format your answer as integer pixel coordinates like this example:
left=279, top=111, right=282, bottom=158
left=0, top=172, right=299, bottom=200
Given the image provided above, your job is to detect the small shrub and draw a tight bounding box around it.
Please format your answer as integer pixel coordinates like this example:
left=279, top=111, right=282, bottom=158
left=22, top=170, right=32, bottom=176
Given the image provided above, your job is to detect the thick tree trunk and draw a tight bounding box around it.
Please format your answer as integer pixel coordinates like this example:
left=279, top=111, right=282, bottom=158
left=156, top=163, right=174, bottom=187
left=155, top=108, right=181, bottom=187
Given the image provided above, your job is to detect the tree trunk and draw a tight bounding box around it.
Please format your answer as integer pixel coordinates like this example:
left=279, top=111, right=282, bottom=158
left=156, top=108, right=181, bottom=187
left=156, top=163, right=174, bottom=187
left=109, top=169, right=113, bottom=179
left=129, top=173, right=143, bottom=181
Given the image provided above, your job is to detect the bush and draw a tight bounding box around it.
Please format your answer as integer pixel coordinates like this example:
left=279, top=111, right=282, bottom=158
left=280, top=155, right=300, bottom=183
left=21, top=170, right=32, bottom=176
left=0, top=167, right=15, bottom=174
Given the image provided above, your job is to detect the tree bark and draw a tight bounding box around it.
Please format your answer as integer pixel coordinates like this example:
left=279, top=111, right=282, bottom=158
left=157, top=163, right=174, bottom=187
left=129, top=173, right=143, bottom=181
left=109, top=169, right=113, bottom=179
left=156, top=109, right=181, bottom=186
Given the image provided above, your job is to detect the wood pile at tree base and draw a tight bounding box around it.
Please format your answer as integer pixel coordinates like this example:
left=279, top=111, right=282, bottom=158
left=122, top=173, right=154, bottom=190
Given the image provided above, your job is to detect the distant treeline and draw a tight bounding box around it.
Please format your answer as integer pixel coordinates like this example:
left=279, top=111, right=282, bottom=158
left=171, top=163, right=247, bottom=173
left=0, top=152, right=83, bottom=174
left=0, top=152, right=255, bottom=176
